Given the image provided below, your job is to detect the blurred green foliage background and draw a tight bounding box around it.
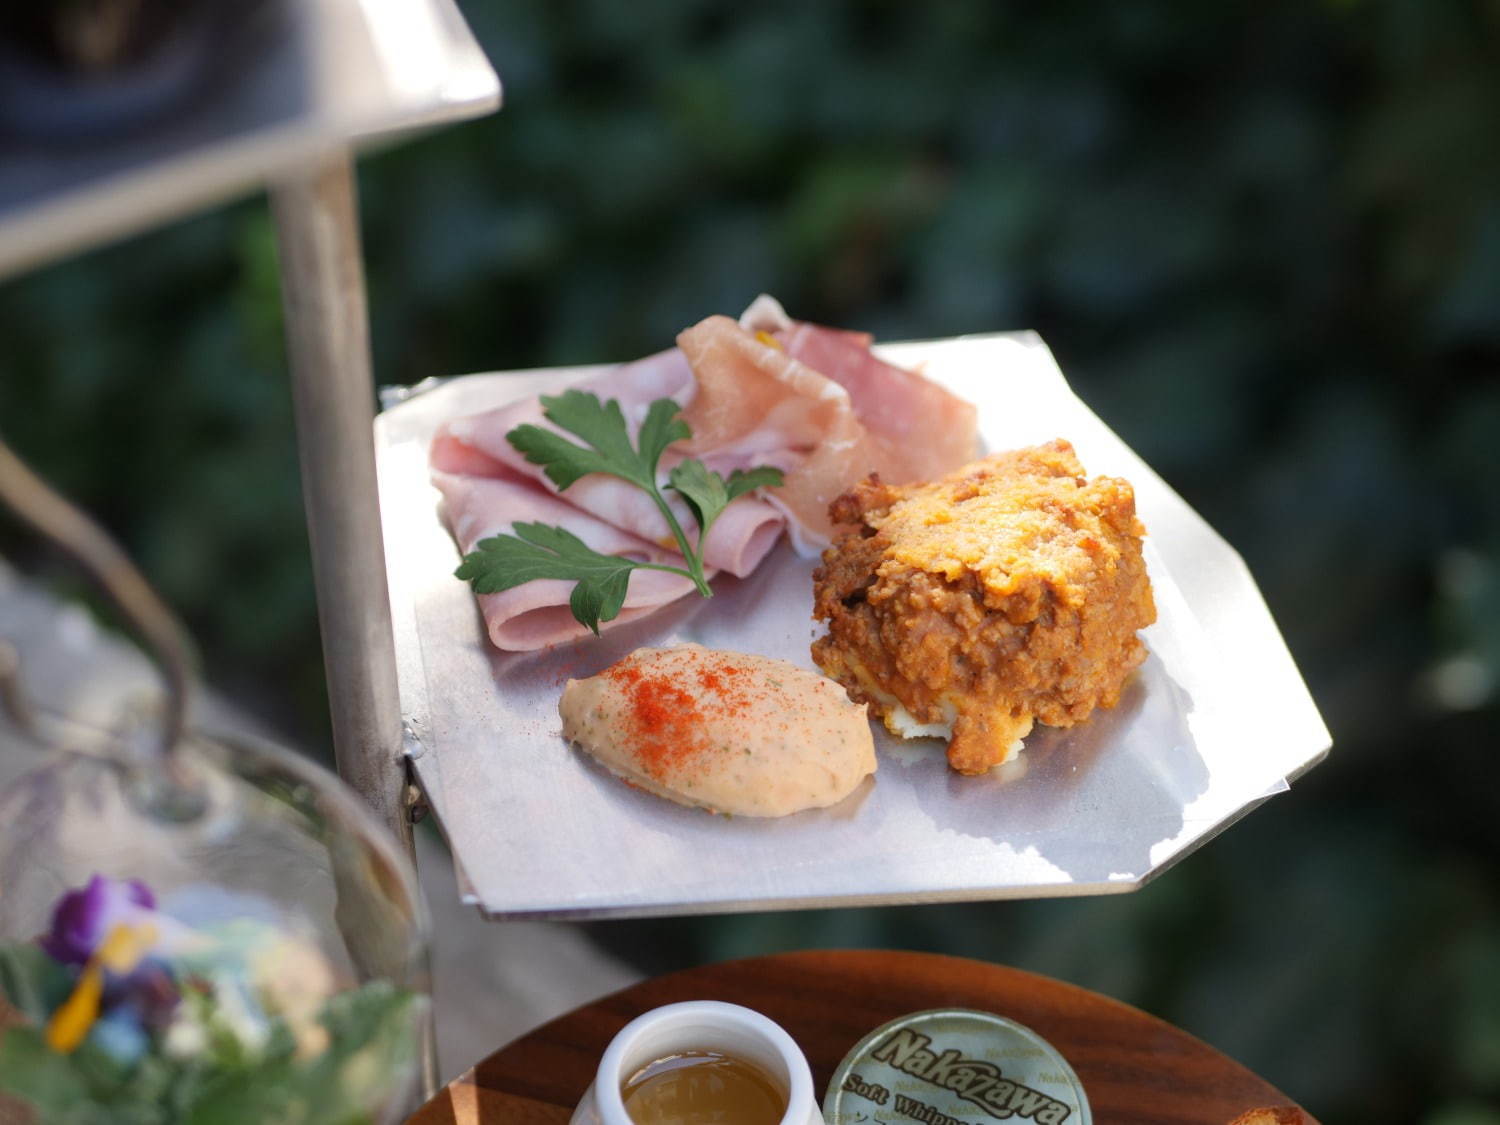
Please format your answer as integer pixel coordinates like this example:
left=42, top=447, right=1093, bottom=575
left=2, top=1, right=1499, bottom=1121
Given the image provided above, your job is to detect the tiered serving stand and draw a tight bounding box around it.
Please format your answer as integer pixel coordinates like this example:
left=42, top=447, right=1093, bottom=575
left=3, top=2, right=1332, bottom=1111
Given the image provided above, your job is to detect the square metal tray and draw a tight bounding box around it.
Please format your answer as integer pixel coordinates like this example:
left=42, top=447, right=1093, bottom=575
left=375, top=332, right=1330, bottom=919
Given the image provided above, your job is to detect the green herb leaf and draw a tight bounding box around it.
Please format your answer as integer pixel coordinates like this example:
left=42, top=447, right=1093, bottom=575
left=455, top=522, right=651, bottom=634
left=636, top=398, right=693, bottom=474
left=537, top=391, right=644, bottom=470
left=665, top=458, right=727, bottom=530
left=463, top=391, right=784, bottom=633
left=724, top=466, right=784, bottom=503
left=503, top=423, right=615, bottom=491
left=505, top=389, right=689, bottom=492
left=668, top=462, right=785, bottom=536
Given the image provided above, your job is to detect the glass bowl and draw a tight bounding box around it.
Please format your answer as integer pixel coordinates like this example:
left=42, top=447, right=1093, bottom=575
left=0, top=725, right=428, bottom=1124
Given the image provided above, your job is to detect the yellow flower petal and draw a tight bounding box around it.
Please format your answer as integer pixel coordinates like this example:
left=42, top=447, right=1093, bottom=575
left=96, top=921, right=157, bottom=974
left=45, top=964, right=103, bottom=1053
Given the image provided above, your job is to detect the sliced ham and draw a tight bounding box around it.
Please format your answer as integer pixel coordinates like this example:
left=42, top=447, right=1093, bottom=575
left=431, top=296, right=979, bottom=648
left=676, top=315, right=979, bottom=550
left=432, top=468, right=704, bottom=651
left=431, top=347, right=783, bottom=579
left=430, top=347, right=693, bottom=482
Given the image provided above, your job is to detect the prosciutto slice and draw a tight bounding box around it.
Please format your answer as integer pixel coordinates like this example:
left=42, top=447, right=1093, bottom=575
left=676, top=313, right=979, bottom=549
left=778, top=322, right=979, bottom=479
left=431, top=347, right=784, bottom=578
left=740, top=294, right=979, bottom=486
left=432, top=468, right=704, bottom=651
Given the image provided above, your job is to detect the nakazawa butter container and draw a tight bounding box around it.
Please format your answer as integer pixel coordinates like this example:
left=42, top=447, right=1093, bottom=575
left=823, top=1008, right=1091, bottom=1125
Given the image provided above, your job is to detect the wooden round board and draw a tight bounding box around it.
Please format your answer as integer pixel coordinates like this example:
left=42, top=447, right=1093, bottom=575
left=408, top=949, right=1316, bottom=1125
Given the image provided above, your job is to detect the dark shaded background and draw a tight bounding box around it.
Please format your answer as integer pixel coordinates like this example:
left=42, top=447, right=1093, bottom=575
left=2, top=2, right=1498, bottom=1121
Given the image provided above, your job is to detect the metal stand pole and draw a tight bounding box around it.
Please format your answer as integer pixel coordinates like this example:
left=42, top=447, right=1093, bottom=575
left=269, top=152, right=409, bottom=850
left=269, top=153, right=439, bottom=1099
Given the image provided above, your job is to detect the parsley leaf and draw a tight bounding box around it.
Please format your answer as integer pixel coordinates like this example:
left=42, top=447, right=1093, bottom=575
left=457, top=391, right=783, bottom=635
left=725, top=466, right=786, bottom=503
left=636, top=398, right=693, bottom=476
left=666, top=462, right=785, bottom=540
left=506, top=390, right=690, bottom=492
left=455, top=523, right=643, bottom=634
left=504, top=391, right=632, bottom=490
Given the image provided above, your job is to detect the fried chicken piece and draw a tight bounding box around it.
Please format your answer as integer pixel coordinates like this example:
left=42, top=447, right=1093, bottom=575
left=811, top=439, right=1155, bottom=774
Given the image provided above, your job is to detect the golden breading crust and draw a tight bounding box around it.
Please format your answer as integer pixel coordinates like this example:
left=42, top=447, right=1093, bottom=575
left=811, top=439, right=1156, bottom=774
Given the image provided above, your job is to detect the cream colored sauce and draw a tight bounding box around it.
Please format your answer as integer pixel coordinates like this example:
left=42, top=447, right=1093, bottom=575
left=559, top=644, right=876, bottom=816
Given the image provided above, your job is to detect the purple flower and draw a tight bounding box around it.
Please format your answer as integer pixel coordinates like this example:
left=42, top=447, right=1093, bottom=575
left=40, top=875, right=157, bottom=966
left=114, top=959, right=180, bottom=1032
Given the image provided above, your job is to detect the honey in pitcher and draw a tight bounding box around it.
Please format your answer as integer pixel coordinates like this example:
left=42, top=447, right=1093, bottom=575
left=621, top=1049, right=787, bottom=1125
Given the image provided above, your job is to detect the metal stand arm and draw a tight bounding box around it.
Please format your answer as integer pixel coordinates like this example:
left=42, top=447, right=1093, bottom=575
left=269, top=152, right=410, bottom=852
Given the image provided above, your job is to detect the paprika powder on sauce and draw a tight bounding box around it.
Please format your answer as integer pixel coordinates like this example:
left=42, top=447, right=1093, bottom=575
left=560, top=645, right=877, bottom=817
